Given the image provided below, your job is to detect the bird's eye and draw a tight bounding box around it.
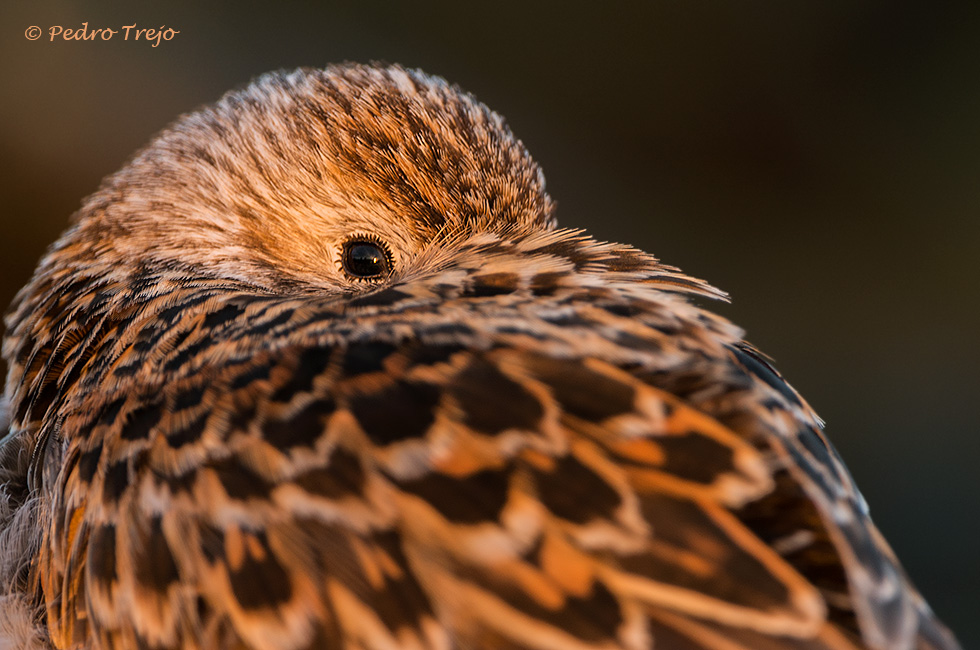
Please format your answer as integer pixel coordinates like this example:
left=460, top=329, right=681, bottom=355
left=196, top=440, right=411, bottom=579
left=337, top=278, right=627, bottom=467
left=341, top=239, right=392, bottom=280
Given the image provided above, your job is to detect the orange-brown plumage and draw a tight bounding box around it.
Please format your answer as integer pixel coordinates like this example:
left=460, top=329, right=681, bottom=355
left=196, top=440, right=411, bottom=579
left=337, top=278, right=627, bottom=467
left=0, top=63, right=960, bottom=650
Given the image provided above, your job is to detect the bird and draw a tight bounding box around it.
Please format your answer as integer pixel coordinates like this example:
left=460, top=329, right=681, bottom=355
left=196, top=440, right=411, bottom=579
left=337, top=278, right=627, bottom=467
left=0, top=63, right=961, bottom=650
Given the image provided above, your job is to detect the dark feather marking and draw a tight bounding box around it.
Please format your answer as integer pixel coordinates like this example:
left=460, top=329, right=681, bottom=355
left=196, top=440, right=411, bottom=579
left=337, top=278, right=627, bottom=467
left=102, top=459, right=130, bottom=503
left=425, top=323, right=475, bottom=338
left=645, top=615, right=710, bottom=650
left=347, top=288, right=413, bottom=308
left=292, top=447, right=365, bottom=498
left=202, top=303, right=247, bottom=330
left=541, top=313, right=594, bottom=328
left=372, top=531, right=437, bottom=622
left=613, top=331, right=664, bottom=353
left=348, top=380, right=440, bottom=445
left=458, top=562, right=624, bottom=643
left=466, top=273, right=520, bottom=297
left=211, top=458, right=273, bottom=500
left=656, top=431, right=736, bottom=485
left=77, top=444, right=103, bottom=483
left=133, top=516, right=179, bottom=592
left=87, top=524, right=117, bottom=591
left=164, top=338, right=217, bottom=373
left=199, top=524, right=224, bottom=565
left=529, top=357, right=635, bottom=422
left=527, top=241, right=593, bottom=269
left=531, top=454, right=621, bottom=523
left=263, top=398, right=336, bottom=450
left=228, top=538, right=293, bottom=610
left=160, top=467, right=197, bottom=496
left=172, top=386, right=205, bottom=413
left=495, top=325, right=550, bottom=340
left=229, top=363, right=272, bottom=390
left=341, top=341, right=398, bottom=375
left=227, top=402, right=258, bottom=435
left=529, top=272, right=565, bottom=297
left=166, top=414, right=208, bottom=449
left=604, top=249, right=648, bottom=272
left=781, top=441, right=842, bottom=517
left=398, top=468, right=510, bottom=524
left=111, top=361, right=140, bottom=378
left=797, top=425, right=849, bottom=486
left=98, top=397, right=127, bottom=427
left=56, top=316, right=128, bottom=401
left=270, top=347, right=334, bottom=403
left=249, top=307, right=295, bottom=335
left=157, top=298, right=199, bottom=325
left=601, top=303, right=637, bottom=318
left=120, top=403, right=163, bottom=441
left=450, top=358, right=543, bottom=435
left=728, top=344, right=803, bottom=408
left=403, top=342, right=467, bottom=366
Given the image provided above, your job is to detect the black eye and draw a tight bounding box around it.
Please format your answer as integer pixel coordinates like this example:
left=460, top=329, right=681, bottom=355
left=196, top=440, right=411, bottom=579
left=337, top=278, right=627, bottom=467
left=341, top=239, right=391, bottom=279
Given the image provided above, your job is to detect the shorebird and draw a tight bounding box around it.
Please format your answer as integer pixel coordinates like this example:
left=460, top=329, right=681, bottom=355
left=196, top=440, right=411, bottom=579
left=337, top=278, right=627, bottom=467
left=0, top=63, right=960, bottom=650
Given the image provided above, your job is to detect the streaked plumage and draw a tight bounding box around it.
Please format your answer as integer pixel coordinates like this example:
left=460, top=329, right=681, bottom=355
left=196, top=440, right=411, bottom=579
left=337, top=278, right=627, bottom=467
left=0, top=63, right=960, bottom=650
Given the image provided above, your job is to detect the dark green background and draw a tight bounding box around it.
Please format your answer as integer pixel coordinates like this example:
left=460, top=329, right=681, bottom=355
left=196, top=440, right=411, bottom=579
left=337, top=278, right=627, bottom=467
left=1, top=2, right=976, bottom=646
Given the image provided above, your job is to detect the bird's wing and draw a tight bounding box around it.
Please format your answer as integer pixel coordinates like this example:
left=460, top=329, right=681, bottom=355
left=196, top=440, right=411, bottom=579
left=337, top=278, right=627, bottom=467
left=715, top=344, right=959, bottom=650
left=27, top=278, right=957, bottom=650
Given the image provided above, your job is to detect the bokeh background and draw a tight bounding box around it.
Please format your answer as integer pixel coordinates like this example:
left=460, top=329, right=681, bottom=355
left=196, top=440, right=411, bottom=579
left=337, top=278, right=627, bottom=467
left=1, top=1, right=977, bottom=645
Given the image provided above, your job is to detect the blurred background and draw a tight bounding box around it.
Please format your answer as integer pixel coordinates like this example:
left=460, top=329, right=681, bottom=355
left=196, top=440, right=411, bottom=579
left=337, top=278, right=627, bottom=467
left=1, top=1, right=977, bottom=645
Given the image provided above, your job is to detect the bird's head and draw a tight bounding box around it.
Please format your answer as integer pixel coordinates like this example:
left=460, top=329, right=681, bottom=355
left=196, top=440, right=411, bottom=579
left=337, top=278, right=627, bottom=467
left=45, top=63, right=558, bottom=296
